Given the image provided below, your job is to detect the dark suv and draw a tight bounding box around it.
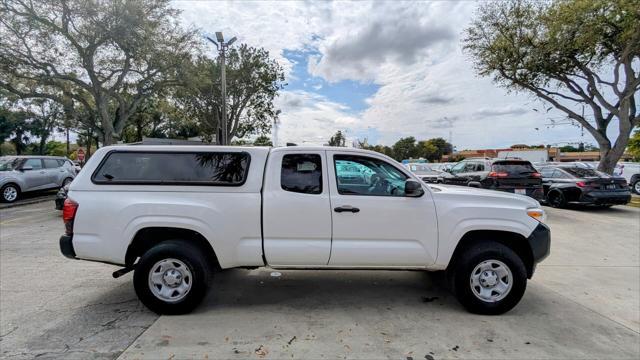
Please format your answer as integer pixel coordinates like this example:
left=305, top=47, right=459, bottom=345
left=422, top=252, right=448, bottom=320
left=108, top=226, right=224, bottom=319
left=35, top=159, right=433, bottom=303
left=538, top=165, right=630, bottom=208
left=442, top=158, right=544, bottom=200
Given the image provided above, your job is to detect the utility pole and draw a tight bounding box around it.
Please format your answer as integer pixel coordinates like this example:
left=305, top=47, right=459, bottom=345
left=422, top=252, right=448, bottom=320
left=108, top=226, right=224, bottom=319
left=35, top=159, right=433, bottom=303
left=206, top=32, right=237, bottom=145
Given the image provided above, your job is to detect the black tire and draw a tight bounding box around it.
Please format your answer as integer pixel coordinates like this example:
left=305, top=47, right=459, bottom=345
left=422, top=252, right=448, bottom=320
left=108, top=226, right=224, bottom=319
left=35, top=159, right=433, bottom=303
left=547, top=190, right=566, bottom=208
left=632, top=179, right=640, bottom=195
left=133, top=240, right=210, bottom=315
left=1, top=183, right=20, bottom=203
left=449, top=241, right=527, bottom=315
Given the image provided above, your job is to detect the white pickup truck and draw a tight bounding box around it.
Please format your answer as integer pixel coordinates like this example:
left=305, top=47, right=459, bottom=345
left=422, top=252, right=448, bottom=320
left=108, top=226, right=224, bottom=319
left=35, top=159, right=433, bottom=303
left=60, top=145, right=550, bottom=315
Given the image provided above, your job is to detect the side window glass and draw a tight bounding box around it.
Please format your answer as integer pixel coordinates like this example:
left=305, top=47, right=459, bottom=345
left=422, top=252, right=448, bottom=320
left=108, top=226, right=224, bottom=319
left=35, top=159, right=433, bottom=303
left=44, top=159, right=60, bottom=168
left=540, top=168, right=554, bottom=178
left=464, top=163, right=476, bottom=172
left=334, top=155, right=407, bottom=196
left=450, top=162, right=465, bottom=174
left=24, top=159, right=43, bottom=169
left=476, top=163, right=485, bottom=171
left=281, top=154, right=322, bottom=194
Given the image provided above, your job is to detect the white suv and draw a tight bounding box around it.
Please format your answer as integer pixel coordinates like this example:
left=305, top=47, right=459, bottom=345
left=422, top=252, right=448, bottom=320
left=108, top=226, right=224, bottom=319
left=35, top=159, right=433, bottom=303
left=60, top=146, right=550, bottom=315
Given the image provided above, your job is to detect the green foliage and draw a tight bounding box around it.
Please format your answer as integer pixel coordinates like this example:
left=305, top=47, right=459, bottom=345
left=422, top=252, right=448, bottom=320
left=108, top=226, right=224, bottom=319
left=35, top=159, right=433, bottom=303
left=45, top=141, right=67, bottom=156
left=463, top=0, right=640, bottom=174
left=0, top=0, right=198, bottom=145
left=392, top=137, right=420, bottom=160
left=328, top=131, right=347, bottom=147
left=176, top=45, right=285, bottom=144
left=361, top=137, right=453, bottom=162
left=253, top=135, right=273, bottom=146
left=0, top=142, right=16, bottom=155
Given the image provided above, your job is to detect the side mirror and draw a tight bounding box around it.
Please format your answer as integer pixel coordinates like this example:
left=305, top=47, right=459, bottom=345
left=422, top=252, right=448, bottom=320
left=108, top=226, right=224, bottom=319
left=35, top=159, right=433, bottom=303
left=405, top=179, right=425, bottom=197
left=20, top=165, right=33, bottom=171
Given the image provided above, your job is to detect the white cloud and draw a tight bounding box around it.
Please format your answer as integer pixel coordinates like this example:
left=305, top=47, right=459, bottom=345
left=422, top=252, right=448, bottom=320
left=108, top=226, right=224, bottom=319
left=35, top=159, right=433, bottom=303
left=175, top=0, right=592, bottom=149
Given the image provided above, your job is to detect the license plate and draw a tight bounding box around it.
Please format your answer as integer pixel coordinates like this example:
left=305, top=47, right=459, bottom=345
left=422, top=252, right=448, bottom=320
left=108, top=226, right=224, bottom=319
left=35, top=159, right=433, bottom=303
left=515, top=188, right=526, bottom=195
left=605, top=184, right=616, bottom=190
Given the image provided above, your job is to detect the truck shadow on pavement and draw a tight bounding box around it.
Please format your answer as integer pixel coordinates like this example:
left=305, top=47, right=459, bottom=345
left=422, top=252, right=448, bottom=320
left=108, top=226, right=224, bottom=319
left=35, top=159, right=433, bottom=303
left=198, top=268, right=460, bottom=313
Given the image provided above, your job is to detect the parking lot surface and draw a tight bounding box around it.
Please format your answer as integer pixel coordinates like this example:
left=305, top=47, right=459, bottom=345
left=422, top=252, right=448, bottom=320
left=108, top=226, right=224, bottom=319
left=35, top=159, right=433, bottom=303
left=1, top=202, right=639, bottom=359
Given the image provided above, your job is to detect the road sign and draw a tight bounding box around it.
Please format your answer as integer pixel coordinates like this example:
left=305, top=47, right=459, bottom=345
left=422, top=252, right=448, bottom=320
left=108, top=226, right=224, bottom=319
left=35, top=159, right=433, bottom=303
left=77, top=148, right=85, bottom=162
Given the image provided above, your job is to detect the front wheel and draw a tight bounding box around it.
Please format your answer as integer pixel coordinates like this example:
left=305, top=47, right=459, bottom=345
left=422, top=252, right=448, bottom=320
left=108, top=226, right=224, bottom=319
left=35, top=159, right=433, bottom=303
left=1, top=184, right=20, bottom=203
left=133, top=240, right=210, bottom=314
left=449, top=242, right=527, bottom=315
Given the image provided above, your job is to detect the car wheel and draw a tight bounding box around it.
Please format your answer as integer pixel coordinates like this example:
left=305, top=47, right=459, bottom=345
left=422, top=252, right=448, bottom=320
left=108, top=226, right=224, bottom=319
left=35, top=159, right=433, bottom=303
left=633, top=180, right=640, bottom=195
left=62, top=177, right=73, bottom=187
left=1, top=183, right=20, bottom=203
left=547, top=190, right=566, bottom=208
left=133, top=240, right=210, bottom=315
left=450, top=241, right=527, bottom=315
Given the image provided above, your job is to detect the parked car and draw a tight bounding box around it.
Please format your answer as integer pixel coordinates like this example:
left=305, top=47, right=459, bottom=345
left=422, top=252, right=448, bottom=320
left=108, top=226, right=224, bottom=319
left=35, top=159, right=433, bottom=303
left=442, top=158, right=544, bottom=200
left=60, top=145, right=550, bottom=315
left=618, top=162, right=640, bottom=194
left=538, top=165, right=631, bottom=207
left=404, top=163, right=450, bottom=183
left=0, top=156, right=76, bottom=203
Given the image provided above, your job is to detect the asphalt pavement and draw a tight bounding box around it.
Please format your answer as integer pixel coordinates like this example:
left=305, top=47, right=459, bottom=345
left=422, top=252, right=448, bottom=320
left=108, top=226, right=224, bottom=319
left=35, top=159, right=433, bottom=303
left=1, top=201, right=638, bottom=359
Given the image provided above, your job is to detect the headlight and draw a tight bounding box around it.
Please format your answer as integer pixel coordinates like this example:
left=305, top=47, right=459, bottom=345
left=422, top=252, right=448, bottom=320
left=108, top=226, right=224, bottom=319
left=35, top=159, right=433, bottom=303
left=527, top=208, right=546, bottom=223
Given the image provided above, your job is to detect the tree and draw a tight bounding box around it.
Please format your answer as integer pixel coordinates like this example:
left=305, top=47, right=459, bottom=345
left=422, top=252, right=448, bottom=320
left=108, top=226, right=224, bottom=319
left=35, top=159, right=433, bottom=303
left=464, top=0, right=640, bottom=173
left=0, top=0, right=198, bottom=145
left=328, top=130, right=347, bottom=147
left=253, top=135, right=273, bottom=146
left=0, top=103, right=31, bottom=155
left=176, top=45, right=284, bottom=144
left=29, top=99, right=63, bottom=154
left=392, top=137, right=420, bottom=161
left=419, top=137, right=453, bottom=161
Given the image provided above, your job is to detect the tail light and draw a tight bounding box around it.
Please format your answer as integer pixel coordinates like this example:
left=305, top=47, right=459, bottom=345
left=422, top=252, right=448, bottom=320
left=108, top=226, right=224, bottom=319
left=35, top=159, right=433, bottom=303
left=576, top=181, right=586, bottom=188
left=488, top=171, right=509, bottom=178
left=62, top=198, right=78, bottom=235
left=530, top=172, right=541, bottom=178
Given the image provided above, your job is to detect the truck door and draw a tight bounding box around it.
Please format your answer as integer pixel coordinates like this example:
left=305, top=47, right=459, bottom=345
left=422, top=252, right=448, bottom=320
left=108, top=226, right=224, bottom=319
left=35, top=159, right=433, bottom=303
left=327, top=151, right=438, bottom=267
left=262, top=150, right=332, bottom=266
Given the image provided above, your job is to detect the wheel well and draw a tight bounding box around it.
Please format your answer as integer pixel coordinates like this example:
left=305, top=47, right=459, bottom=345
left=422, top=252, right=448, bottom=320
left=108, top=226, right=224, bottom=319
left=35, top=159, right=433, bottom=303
left=2, top=182, right=21, bottom=191
left=447, top=230, right=535, bottom=278
left=125, top=227, right=220, bottom=270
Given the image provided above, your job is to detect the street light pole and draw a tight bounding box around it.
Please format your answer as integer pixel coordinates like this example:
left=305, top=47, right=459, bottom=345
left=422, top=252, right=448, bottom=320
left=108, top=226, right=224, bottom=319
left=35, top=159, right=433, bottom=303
left=206, top=32, right=237, bottom=145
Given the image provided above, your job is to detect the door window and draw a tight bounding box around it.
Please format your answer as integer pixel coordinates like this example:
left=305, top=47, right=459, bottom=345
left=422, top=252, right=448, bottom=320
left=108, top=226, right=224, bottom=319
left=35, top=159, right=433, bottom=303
left=334, top=155, right=407, bottom=196
left=450, top=162, right=466, bottom=174
left=44, top=159, right=61, bottom=168
left=23, top=159, right=43, bottom=170
left=281, top=154, right=322, bottom=194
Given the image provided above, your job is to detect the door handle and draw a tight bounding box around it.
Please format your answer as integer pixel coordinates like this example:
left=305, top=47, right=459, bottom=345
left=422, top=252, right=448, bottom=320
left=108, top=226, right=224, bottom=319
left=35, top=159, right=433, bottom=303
left=334, top=205, right=360, bottom=213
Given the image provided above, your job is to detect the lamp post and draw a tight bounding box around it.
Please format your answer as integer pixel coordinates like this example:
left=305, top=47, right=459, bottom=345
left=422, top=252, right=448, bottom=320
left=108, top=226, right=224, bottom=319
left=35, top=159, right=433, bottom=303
left=206, top=32, right=237, bottom=145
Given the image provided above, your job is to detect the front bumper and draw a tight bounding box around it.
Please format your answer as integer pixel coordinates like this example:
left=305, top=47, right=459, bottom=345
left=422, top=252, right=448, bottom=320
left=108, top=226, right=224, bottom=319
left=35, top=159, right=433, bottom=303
left=526, top=223, right=551, bottom=277
left=59, top=234, right=76, bottom=259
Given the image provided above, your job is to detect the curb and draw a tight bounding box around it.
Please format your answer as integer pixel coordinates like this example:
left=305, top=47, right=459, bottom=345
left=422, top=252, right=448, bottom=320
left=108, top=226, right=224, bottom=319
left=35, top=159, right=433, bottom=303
left=0, top=195, right=56, bottom=210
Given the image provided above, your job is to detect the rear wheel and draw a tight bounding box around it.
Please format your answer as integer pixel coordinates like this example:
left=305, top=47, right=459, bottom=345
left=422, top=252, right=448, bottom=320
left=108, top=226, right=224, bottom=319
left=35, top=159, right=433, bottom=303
left=633, top=179, right=640, bottom=195
left=133, top=240, right=210, bottom=314
left=1, top=183, right=20, bottom=203
left=449, top=242, right=527, bottom=315
left=547, top=190, right=566, bottom=208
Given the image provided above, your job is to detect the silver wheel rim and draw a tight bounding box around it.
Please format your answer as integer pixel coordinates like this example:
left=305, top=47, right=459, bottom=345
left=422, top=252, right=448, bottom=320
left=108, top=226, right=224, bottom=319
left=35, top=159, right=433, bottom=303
left=470, top=259, right=513, bottom=303
left=148, top=258, right=193, bottom=303
left=3, top=186, right=17, bottom=201
left=634, top=182, right=640, bottom=193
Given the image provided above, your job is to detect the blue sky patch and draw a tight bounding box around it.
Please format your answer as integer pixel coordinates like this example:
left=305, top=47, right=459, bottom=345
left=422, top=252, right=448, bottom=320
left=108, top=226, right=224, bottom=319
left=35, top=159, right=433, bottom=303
left=283, top=49, right=379, bottom=113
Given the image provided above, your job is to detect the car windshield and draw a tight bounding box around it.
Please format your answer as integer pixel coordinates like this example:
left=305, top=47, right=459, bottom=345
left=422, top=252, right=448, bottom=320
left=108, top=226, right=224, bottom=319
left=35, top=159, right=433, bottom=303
left=561, top=167, right=605, bottom=178
left=491, top=161, right=537, bottom=175
left=0, top=157, right=19, bottom=171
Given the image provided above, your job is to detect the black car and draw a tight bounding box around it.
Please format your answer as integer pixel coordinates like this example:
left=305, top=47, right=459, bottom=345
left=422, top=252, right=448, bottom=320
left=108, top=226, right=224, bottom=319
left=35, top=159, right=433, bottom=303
left=442, top=158, right=544, bottom=200
left=538, top=165, right=631, bottom=208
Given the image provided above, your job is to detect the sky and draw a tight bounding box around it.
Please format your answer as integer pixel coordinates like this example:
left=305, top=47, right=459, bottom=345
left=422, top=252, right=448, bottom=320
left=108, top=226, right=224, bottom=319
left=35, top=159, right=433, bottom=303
left=174, top=0, right=609, bottom=150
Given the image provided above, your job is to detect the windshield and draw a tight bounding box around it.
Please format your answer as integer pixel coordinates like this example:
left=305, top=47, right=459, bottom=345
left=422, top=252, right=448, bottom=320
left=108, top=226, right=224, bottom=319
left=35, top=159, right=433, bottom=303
left=0, top=157, right=19, bottom=171
left=409, top=164, right=433, bottom=172
left=561, top=167, right=606, bottom=178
